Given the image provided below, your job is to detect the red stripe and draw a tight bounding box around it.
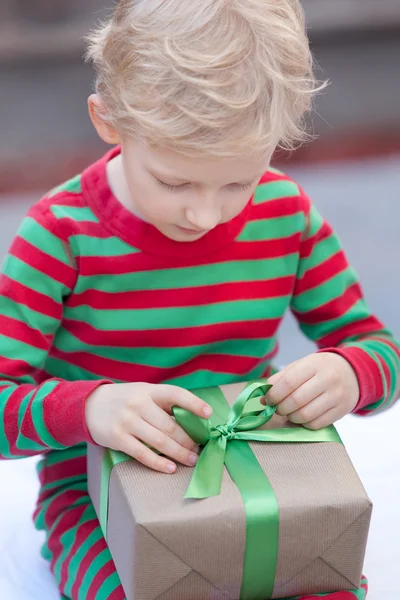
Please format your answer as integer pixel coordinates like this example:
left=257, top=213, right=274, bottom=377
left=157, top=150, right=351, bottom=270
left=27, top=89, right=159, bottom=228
left=317, top=316, right=386, bottom=348
left=44, top=193, right=87, bottom=207
left=260, top=171, right=291, bottom=184
left=249, top=196, right=301, bottom=221
left=1, top=383, right=43, bottom=458
left=45, top=455, right=87, bottom=484
left=299, top=221, right=332, bottom=259
left=70, top=538, right=107, bottom=599
left=50, top=347, right=275, bottom=383
left=19, top=386, right=51, bottom=448
left=293, top=283, right=363, bottom=326
left=0, top=355, right=40, bottom=378
left=376, top=353, right=392, bottom=403
left=0, top=274, right=62, bottom=320
left=295, top=251, right=350, bottom=295
left=43, top=488, right=88, bottom=529
left=49, top=504, right=88, bottom=571
left=0, top=315, right=51, bottom=351
left=59, top=517, right=98, bottom=592
left=9, top=236, right=76, bottom=288
left=87, top=560, right=124, bottom=600
left=67, top=277, right=294, bottom=310
left=373, top=335, right=400, bottom=360
left=54, top=218, right=113, bottom=239
left=298, top=593, right=361, bottom=600
left=76, top=234, right=300, bottom=276
left=61, top=318, right=280, bottom=348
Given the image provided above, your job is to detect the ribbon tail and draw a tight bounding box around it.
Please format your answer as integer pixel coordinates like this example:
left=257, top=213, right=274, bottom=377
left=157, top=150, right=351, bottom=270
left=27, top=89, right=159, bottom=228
left=185, top=437, right=227, bottom=499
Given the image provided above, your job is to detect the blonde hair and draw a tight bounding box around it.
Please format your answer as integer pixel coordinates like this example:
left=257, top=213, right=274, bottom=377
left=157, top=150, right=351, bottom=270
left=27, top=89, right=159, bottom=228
left=86, top=0, right=324, bottom=157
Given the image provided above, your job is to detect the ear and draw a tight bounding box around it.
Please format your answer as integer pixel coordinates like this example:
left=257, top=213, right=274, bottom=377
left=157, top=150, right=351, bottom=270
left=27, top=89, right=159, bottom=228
left=88, top=94, right=121, bottom=145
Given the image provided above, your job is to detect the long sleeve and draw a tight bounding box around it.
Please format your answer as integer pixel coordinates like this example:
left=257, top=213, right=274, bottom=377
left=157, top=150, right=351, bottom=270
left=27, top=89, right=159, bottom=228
left=291, top=191, right=400, bottom=415
left=0, top=205, right=105, bottom=459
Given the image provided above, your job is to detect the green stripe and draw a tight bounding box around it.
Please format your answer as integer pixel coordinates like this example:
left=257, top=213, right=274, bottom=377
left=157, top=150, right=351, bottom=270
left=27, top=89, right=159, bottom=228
left=74, top=255, right=298, bottom=294
left=44, top=357, right=104, bottom=383
left=0, top=332, right=48, bottom=368
left=293, top=268, right=357, bottom=313
left=17, top=217, right=70, bottom=265
left=0, top=295, right=58, bottom=334
left=237, top=213, right=303, bottom=242
left=79, top=548, right=111, bottom=599
left=42, top=443, right=87, bottom=467
left=0, top=370, right=35, bottom=386
left=296, top=233, right=340, bottom=276
left=299, top=299, right=370, bottom=342
left=0, top=385, right=14, bottom=457
left=3, top=254, right=71, bottom=296
left=253, top=180, right=299, bottom=204
left=44, top=357, right=270, bottom=389
left=63, top=526, right=103, bottom=597
left=51, top=205, right=100, bottom=223
left=95, top=571, right=123, bottom=599
left=266, top=166, right=284, bottom=176
left=31, top=380, right=67, bottom=449
left=345, top=339, right=398, bottom=409
left=55, top=328, right=276, bottom=365
left=66, top=296, right=290, bottom=331
left=48, top=174, right=82, bottom=197
left=168, top=363, right=269, bottom=389
left=70, top=234, right=140, bottom=257
left=53, top=504, right=94, bottom=588
left=306, top=205, right=324, bottom=237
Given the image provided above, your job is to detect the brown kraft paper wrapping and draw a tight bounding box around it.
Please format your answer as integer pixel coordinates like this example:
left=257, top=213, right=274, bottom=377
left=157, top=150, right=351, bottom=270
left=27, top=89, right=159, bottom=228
left=88, top=381, right=372, bottom=600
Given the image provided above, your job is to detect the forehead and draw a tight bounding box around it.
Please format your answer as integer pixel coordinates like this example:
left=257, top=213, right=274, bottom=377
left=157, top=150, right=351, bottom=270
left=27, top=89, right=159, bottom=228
left=139, top=141, right=270, bottom=183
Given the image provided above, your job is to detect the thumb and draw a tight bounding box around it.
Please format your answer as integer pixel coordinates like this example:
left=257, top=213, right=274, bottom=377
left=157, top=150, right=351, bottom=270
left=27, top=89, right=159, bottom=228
left=151, top=384, right=213, bottom=418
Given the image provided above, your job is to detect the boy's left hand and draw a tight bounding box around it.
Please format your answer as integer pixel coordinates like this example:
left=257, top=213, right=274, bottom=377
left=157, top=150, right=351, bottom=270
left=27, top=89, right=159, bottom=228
left=264, top=352, right=359, bottom=430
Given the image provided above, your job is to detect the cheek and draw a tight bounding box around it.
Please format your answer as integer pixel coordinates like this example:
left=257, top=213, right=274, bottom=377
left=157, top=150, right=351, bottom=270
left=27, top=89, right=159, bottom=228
left=125, top=171, right=177, bottom=220
left=221, top=192, right=253, bottom=221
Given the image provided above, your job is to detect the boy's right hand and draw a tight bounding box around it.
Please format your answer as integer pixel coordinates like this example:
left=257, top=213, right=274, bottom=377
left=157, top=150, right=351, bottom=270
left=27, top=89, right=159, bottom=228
left=85, top=383, right=212, bottom=474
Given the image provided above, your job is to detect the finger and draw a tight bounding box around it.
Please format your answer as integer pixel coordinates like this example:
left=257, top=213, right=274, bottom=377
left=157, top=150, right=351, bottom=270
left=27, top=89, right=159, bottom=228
left=132, top=419, right=199, bottom=467
left=141, top=402, right=199, bottom=452
left=120, top=436, right=177, bottom=474
left=287, top=393, right=334, bottom=425
left=151, top=384, right=212, bottom=418
left=302, top=407, right=341, bottom=431
left=275, top=376, right=326, bottom=416
left=266, top=359, right=317, bottom=406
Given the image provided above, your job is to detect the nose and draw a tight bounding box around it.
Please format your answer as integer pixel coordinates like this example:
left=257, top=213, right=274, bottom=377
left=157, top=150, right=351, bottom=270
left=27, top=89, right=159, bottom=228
left=185, top=200, right=221, bottom=232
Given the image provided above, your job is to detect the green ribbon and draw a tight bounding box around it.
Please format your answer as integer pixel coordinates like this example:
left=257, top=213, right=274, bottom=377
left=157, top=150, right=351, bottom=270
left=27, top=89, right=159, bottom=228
left=99, top=380, right=342, bottom=600
left=173, top=380, right=341, bottom=599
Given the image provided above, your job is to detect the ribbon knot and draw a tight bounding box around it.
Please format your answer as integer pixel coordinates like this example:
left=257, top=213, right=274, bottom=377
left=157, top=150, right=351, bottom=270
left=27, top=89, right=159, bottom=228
left=173, top=380, right=341, bottom=501
left=212, top=423, right=236, bottom=441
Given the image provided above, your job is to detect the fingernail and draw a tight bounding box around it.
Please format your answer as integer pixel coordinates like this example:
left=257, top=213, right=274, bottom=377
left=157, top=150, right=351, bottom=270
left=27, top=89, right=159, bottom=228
left=167, top=463, right=176, bottom=473
left=192, top=444, right=200, bottom=454
left=203, top=406, right=212, bottom=417
left=189, top=453, right=198, bottom=466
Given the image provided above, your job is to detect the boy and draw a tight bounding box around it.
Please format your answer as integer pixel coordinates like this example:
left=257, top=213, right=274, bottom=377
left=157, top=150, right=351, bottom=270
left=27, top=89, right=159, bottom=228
left=0, top=1, right=398, bottom=598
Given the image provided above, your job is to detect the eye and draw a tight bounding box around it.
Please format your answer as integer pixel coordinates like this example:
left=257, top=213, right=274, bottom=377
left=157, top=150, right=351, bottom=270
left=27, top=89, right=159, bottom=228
left=156, top=178, right=188, bottom=192
left=229, top=181, right=254, bottom=191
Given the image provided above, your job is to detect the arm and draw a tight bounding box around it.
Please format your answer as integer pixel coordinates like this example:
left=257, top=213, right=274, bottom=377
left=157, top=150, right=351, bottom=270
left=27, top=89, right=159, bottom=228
left=0, top=204, right=107, bottom=459
left=290, top=191, right=400, bottom=415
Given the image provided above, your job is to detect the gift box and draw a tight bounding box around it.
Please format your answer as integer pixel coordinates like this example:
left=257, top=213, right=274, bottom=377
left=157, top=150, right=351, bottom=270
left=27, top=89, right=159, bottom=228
left=87, top=380, right=372, bottom=600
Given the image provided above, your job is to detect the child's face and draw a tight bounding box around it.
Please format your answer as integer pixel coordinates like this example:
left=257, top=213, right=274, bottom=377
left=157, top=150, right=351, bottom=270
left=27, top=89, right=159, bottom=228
left=119, top=136, right=270, bottom=242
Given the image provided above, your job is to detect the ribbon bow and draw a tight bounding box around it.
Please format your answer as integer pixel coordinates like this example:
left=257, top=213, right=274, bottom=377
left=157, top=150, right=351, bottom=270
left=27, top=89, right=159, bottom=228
left=173, top=380, right=340, bottom=499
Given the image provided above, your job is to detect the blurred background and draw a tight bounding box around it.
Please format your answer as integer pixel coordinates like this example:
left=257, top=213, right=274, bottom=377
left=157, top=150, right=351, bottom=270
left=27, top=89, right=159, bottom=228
left=0, top=5, right=400, bottom=600
left=0, top=0, right=399, bottom=362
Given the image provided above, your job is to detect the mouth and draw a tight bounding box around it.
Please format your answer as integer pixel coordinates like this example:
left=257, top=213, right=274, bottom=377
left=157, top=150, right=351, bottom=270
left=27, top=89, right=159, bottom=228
left=176, top=226, right=209, bottom=236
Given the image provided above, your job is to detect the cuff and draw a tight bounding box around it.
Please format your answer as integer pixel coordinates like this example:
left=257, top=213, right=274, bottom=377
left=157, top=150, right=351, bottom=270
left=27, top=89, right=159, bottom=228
left=318, top=346, right=384, bottom=412
left=43, top=379, right=113, bottom=446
